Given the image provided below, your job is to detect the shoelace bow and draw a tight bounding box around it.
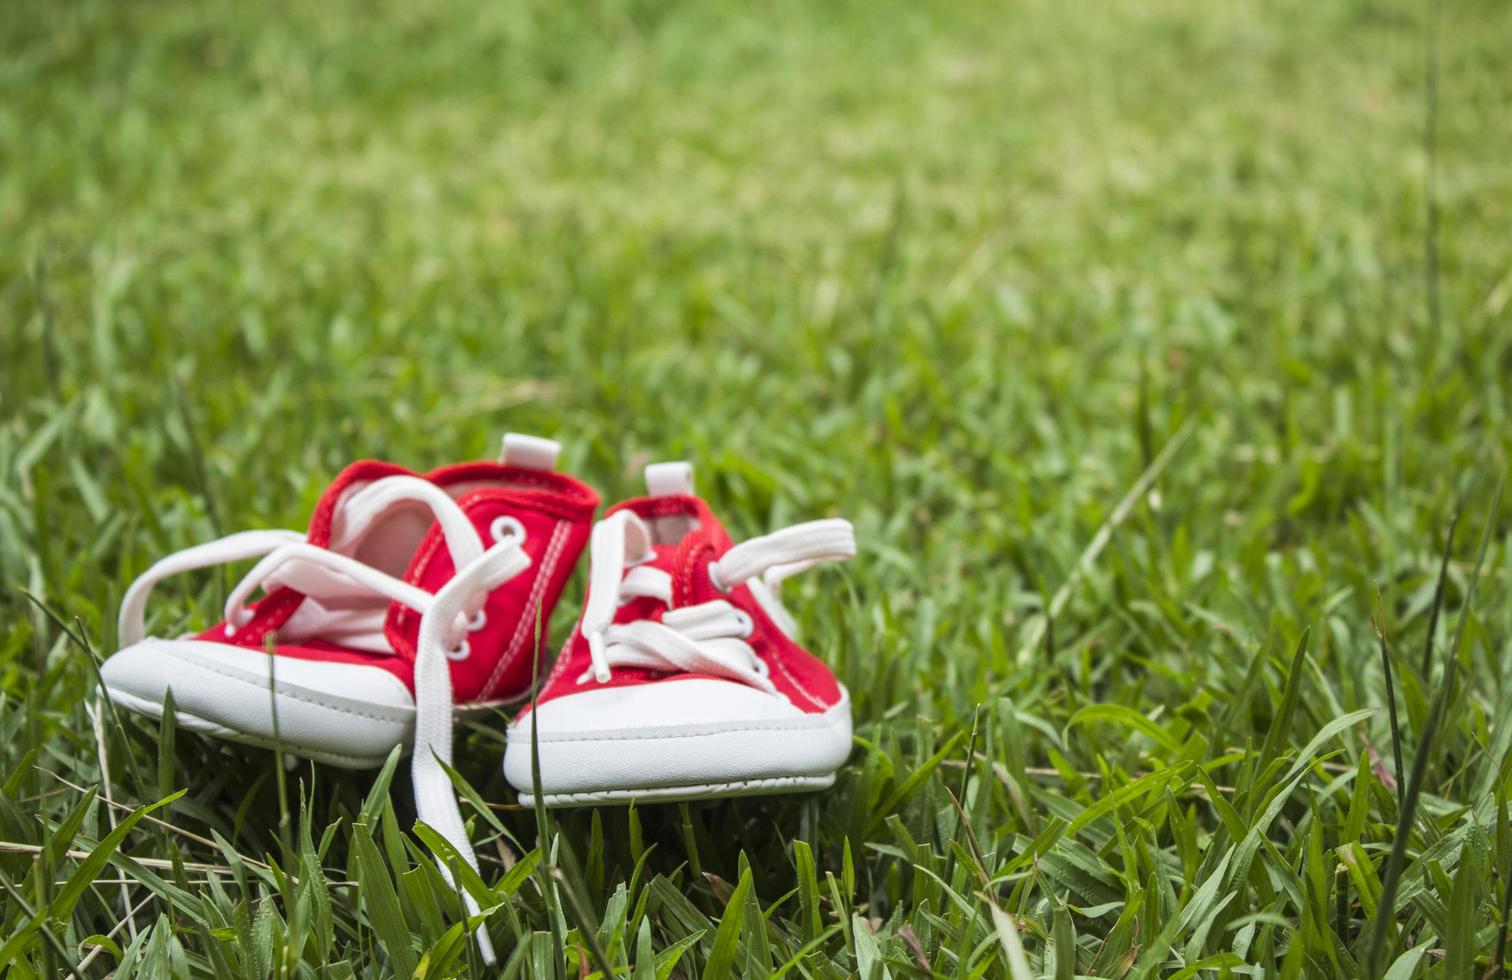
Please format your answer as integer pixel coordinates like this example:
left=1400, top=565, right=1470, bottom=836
left=577, top=511, right=855, bottom=693
left=118, top=476, right=522, bottom=963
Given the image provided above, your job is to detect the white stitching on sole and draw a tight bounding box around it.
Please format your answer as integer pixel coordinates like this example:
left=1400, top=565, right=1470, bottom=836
left=518, top=773, right=837, bottom=807
left=103, top=687, right=397, bottom=768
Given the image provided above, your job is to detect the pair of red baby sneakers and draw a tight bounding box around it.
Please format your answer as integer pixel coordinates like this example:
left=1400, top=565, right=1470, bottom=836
left=100, top=434, right=855, bottom=958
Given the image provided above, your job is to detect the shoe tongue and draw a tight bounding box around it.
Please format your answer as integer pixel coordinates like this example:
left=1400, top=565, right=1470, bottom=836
left=274, top=469, right=448, bottom=653
left=617, top=503, right=731, bottom=609
left=644, top=461, right=694, bottom=497
left=326, top=484, right=436, bottom=577
left=634, top=542, right=682, bottom=575
left=639, top=462, right=700, bottom=544
left=303, top=462, right=414, bottom=548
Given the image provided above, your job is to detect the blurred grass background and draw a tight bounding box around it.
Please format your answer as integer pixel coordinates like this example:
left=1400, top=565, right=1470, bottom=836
left=3, top=0, right=1512, bottom=975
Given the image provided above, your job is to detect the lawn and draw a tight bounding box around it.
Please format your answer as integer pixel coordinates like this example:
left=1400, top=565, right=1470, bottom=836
left=3, top=0, right=1512, bottom=975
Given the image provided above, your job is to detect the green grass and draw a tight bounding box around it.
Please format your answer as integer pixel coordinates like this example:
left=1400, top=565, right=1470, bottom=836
left=4, top=0, right=1512, bottom=975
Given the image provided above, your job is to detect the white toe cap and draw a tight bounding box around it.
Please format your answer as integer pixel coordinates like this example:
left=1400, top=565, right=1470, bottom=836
left=100, top=638, right=415, bottom=768
left=503, top=679, right=851, bottom=797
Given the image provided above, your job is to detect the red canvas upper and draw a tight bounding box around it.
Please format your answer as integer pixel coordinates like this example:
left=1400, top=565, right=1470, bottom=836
left=192, top=458, right=598, bottom=704
left=524, top=493, right=843, bottom=717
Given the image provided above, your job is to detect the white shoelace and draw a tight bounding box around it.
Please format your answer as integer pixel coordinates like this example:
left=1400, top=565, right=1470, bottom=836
left=117, top=476, right=524, bottom=964
left=577, top=511, right=855, bottom=691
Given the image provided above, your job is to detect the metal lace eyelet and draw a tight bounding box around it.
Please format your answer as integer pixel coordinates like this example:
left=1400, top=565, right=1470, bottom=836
left=466, top=610, right=487, bottom=632
left=445, top=639, right=471, bottom=661
left=224, top=608, right=253, bottom=636
left=733, top=610, right=755, bottom=638
left=490, top=515, right=527, bottom=544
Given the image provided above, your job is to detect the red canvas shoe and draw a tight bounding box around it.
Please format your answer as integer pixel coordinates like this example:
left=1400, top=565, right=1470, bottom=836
left=102, top=433, right=597, bottom=960
left=503, top=461, right=855, bottom=807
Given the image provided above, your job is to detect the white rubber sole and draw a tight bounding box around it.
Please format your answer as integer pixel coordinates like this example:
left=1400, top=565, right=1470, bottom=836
left=503, top=680, right=852, bottom=807
left=104, top=687, right=397, bottom=769
left=100, top=637, right=512, bottom=769
left=516, top=773, right=836, bottom=807
left=514, top=774, right=834, bottom=804
left=104, top=685, right=516, bottom=769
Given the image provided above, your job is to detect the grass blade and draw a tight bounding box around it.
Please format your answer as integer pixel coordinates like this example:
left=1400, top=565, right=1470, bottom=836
left=1366, top=473, right=1503, bottom=977
left=703, top=864, right=752, bottom=980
